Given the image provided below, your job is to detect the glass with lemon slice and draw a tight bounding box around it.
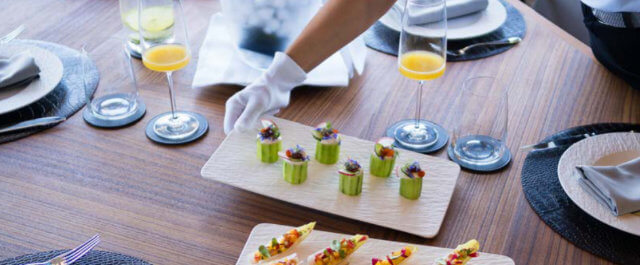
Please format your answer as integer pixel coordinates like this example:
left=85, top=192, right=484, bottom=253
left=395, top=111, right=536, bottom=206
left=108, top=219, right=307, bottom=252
left=119, top=0, right=174, bottom=58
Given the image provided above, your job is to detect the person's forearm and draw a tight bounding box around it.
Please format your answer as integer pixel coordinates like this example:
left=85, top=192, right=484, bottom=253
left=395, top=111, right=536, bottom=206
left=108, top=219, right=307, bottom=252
left=285, top=0, right=396, bottom=72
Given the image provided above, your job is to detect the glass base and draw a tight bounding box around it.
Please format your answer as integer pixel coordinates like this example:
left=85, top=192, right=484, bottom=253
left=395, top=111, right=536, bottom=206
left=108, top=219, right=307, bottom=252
left=90, top=94, right=139, bottom=121
left=448, top=134, right=511, bottom=172
left=152, top=112, right=200, bottom=140
left=393, top=120, right=440, bottom=149
left=126, top=40, right=142, bottom=59
left=385, top=119, right=449, bottom=153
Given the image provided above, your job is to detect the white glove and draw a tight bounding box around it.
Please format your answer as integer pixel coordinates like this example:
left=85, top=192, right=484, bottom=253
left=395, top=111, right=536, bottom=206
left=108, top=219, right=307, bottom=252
left=224, top=52, right=307, bottom=134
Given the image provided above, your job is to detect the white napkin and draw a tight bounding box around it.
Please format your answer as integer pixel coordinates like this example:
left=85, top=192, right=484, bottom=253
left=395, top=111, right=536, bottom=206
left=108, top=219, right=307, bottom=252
left=192, top=13, right=366, bottom=88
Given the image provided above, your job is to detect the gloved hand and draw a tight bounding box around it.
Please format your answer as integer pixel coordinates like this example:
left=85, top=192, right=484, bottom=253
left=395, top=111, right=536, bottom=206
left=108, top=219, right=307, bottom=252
left=224, top=52, right=307, bottom=134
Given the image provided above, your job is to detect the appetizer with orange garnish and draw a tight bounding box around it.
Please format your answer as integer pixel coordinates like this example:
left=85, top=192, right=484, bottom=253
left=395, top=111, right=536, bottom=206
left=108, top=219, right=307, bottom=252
left=257, top=119, right=282, bottom=163
left=279, top=145, right=311, bottom=184
left=435, top=239, right=480, bottom=265
left=339, top=159, right=364, bottom=196
left=370, top=137, right=398, bottom=178
left=397, top=162, right=426, bottom=200
left=371, top=245, right=417, bottom=265
left=251, top=222, right=316, bottom=264
left=312, top=122, right=341, bottom=164
left=307, top=234, right=368, bottom=265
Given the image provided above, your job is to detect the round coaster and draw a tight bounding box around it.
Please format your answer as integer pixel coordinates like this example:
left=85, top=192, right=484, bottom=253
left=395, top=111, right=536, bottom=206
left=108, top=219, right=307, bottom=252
left=385, top=119, right=449, bottom=153
left=83, top=98, right=146, bottom=128
left=145, top=111, right=208, bottom=145
left=126, top=43, right=142, bottom=60
left=0, top=250, right=151, bottom=265
left=521, top=123, right=640, bottom=264
left=447, top=144, right=511, bottom=172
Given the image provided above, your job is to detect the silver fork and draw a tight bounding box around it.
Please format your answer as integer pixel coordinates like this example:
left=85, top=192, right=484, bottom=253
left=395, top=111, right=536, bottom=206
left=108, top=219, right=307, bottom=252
left=447, top=37, right=522, bottom=56
left=0, top=24, right=25, bottom=44
left=25, top=234, right=101, bottom=265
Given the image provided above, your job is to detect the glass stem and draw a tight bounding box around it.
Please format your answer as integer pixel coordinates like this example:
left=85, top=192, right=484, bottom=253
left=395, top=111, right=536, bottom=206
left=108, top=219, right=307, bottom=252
left=414, top=80, right=424, bottom=129
left=166, top=71, right=178, bottom=120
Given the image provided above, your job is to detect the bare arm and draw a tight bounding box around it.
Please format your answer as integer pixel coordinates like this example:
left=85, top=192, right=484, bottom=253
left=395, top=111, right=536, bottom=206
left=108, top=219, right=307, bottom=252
left=285, top=0, right=396, bottom=72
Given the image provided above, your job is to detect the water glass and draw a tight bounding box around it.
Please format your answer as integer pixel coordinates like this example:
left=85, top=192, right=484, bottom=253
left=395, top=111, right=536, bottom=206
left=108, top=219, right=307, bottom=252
left=447, top=76, right=511, bottom=171
left=81, top=37, right=145, bottom=127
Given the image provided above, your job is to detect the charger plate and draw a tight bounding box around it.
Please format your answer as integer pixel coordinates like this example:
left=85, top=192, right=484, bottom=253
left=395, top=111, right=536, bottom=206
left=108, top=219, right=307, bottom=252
left=557, top=132, right=640, bottom=236
left=237, top=223, right=515, bottom=265
left=201, top=117, right=460, bottom=238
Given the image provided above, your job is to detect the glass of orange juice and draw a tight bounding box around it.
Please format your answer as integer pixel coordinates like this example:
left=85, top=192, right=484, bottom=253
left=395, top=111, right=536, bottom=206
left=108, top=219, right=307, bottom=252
left=387, top=0, right=448, bottom=152
left=139, top=0, right=208, bottom=143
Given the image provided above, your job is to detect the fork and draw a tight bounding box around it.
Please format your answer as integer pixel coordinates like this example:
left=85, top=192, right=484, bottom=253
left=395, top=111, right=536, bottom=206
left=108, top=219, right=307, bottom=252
left=0, top=24, right=25, bottom=44
left=447, top=37, right=522, bottom=56
left=25, top=234, right=101, bottom=265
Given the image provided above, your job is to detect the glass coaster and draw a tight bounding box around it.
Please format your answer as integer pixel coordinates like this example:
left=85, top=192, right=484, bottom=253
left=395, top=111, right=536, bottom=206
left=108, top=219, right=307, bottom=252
left=145, top=111, right=208, bottom=145
left=385, top=119, right=449, bottom=153
left=83, top=98, right=146, bottom=128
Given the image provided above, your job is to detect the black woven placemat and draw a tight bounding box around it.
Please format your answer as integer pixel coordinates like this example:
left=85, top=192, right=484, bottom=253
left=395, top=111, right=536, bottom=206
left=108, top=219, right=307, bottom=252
left=0, top=250, right=151, bottom=265
left=0, top=40, right=99, bottom=144
left=521, top=123, right=640, bottom=265
left=364, top=0, right=526, bottom=61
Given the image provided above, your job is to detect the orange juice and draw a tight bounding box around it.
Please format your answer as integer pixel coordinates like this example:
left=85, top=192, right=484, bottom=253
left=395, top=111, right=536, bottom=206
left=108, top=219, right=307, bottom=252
left=142, top=44, right=190, bottom=72
left=398, top=51, right=445, bottom=80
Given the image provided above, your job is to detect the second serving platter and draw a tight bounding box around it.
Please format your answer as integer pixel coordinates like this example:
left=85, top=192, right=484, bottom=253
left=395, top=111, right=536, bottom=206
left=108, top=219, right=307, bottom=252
left=201, top=117, right=460, bottom=238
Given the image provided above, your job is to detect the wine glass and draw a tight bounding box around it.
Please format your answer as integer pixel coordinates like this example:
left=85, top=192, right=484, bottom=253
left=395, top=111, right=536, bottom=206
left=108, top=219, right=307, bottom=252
left=387, top=0, right=448, bottom=152
left=139, top=0, right=208, bottom=143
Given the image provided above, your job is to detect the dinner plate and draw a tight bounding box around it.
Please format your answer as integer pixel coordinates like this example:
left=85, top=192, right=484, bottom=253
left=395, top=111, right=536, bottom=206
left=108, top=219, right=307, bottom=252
left=379, top=0, right=508, bottom=40
left=557, top=132, right=640, bottom=236
left=0, top=44, right=63, bottom=115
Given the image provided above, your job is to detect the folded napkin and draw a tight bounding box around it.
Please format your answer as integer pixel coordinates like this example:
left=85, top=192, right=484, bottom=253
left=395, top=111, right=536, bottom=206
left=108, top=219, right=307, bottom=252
left=576, top=156, right=640, bottom=216
left=192, top=13, right=366, bottom=88
left=404, top=0, right=489, bottom=25
left=0, top=52, right=40, bottom=88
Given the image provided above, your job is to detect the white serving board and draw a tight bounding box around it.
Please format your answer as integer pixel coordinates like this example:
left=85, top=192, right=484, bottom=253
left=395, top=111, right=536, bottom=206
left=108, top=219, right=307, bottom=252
left=237, top=223, right=515, bottom=265
left=557, top=132, right=640, bottom=236
left=201, top=118, right=460, bottom=238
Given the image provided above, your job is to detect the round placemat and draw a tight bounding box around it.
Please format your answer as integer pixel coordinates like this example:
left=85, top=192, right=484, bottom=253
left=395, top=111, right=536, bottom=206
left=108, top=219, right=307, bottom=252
left=0, top=39, right=99, bottom=144
left=364, top=0, right=526, bottom=61
left=0, top=250, right=151, bottom=265
left=521, top=123, right=640, bottom=265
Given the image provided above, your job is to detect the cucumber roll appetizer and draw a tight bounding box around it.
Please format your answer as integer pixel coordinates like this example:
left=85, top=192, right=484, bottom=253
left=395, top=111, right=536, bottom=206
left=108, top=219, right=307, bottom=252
left=338, top=159, right=363, bottom=196
left=307, top=234, right=368, bottom=265
left=397, top=162, right=425, bottom=200
left=370, top=137, right=398, bottom=178
left=312, top=122, right=340, bottom=164
left=279, top=145, right=310, bottom=185
left=257, top=119, right=282, bottom=163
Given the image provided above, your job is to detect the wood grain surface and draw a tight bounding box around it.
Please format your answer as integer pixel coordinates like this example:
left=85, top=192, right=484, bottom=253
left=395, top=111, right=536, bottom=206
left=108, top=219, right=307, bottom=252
left=0, top=0, right=638, bottom=264
left=238, top=223, right=515, bottom=265
left=557, top=132, right=640, bottom=236
left=202, top=117, right=460, bottom=238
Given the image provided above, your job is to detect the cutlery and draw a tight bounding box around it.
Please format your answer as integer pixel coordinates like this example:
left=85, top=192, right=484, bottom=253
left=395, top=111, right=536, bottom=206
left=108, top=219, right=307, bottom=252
left=520, top=132, right=596, bottom=151
left=25, top=234, right=100, bottom=265
left=0, top=116, right=66, bottom=134
left=447, top=37, right=522, bottom=56
left=0, top=24, right=25, bottom=44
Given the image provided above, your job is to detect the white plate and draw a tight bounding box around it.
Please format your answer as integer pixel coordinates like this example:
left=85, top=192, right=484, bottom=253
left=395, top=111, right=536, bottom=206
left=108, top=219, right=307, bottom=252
left=379, top=0, right=508, bottom=40
left=557, top=132, right=640, bottom=236
left=0, top=44, right=63, bottom=115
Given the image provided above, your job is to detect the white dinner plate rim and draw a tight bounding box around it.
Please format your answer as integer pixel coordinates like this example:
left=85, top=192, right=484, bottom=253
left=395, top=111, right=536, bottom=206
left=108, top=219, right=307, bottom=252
left=557, top=132, right=640, bottom=236
left=0, top=44, right=64, bottom=115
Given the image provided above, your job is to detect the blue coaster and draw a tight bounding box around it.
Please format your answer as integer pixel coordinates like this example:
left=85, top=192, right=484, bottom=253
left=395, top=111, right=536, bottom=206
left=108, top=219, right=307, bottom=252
left=83, top=97, right=146, bottom=128
left=145, top=111, right=208, bottom=145
left=447, top=144, right=512, bottom=172
left=385, top=119, right=449, bottom=154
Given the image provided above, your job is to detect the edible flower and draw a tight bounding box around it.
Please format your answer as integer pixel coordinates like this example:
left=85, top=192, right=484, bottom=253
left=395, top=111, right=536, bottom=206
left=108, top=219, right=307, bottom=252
left=343, top=159, right=361, bottom=173
left=258, top=123, right=281, bottom=141
left=400, top=162, right=425, bottom=178
left=312, top=121, right=339, bottom=142
left=285, top=145, right=309, bottom=161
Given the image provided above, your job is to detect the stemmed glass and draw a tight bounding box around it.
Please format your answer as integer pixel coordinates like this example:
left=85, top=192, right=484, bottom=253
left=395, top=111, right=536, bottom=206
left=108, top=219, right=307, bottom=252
left=139, top=0, right=208, bottom=143
left=387, top=0, right=448, bottom=152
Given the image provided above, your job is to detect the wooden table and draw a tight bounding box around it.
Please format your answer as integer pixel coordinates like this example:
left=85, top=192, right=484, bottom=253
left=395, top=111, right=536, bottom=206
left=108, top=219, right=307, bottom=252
left=0, top=0, right=638, bottom=264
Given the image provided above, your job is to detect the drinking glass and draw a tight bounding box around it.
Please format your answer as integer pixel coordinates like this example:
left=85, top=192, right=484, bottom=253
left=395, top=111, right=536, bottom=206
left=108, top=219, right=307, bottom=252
left=81, top=37, right=145, bottom=127
left=447, top=76, right=511, bottom=171
left=387, top=0, right=448, bottom=152
left=139, top=0, right=208, bottom=142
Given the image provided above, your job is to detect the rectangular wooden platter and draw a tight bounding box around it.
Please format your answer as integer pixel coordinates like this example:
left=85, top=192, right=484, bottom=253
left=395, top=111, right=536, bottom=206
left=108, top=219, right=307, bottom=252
left=201, top=118, right=460, bottom=238
left=237, top=223, right=515, bottom=265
